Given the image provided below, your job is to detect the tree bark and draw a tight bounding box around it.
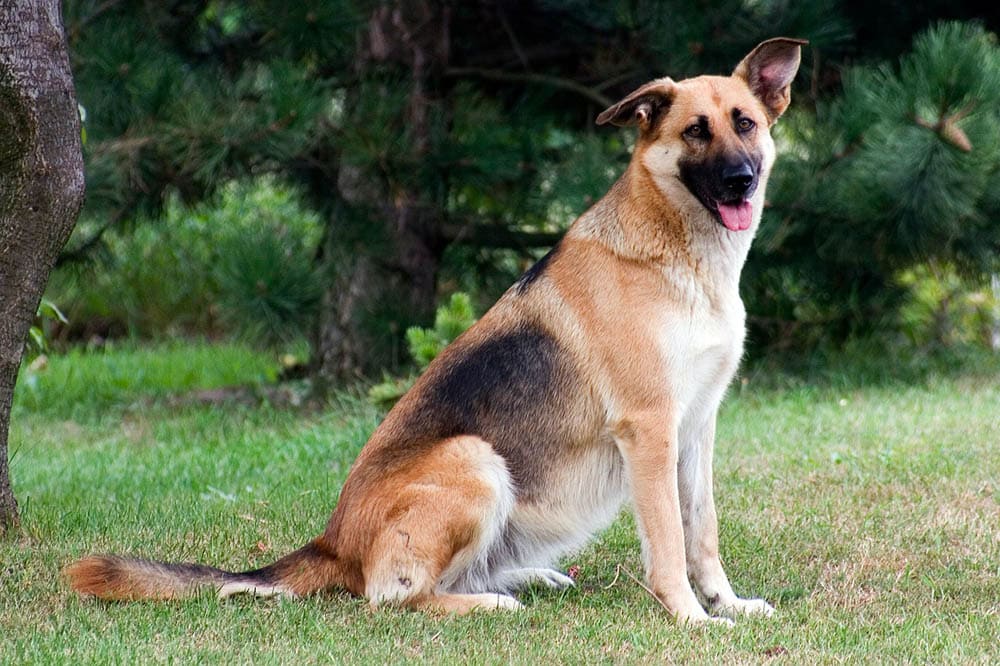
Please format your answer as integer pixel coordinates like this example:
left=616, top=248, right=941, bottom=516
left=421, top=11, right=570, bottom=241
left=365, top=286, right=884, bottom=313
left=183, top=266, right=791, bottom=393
left=0, top=0, right=85, bottom=534
left=312, top=1, right=450, bottom=386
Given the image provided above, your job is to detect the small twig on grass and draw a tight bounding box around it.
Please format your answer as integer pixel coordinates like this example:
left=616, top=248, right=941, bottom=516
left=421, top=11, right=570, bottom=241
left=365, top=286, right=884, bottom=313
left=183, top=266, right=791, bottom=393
left=602, top=563, right=622, bottom=590
left=618, top=565, right=673, bottom=614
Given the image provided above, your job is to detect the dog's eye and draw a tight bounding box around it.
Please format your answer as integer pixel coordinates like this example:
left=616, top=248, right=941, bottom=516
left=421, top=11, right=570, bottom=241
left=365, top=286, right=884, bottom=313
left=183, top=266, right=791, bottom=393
left=684, top=124, right=705, bottom=139
left=736, top=117, right=755, bottom=133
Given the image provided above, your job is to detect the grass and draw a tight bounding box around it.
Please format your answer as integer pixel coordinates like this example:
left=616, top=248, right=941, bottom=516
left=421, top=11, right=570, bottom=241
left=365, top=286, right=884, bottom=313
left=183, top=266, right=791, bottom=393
left=2, top=341, right=999, bottom=664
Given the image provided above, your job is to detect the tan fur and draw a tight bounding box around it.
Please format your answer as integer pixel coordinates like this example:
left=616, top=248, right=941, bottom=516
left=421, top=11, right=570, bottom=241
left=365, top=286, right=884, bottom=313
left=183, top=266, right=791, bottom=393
left=66, top=39, right=804, bottom=621
left=64, top=556, right=187, bottom=601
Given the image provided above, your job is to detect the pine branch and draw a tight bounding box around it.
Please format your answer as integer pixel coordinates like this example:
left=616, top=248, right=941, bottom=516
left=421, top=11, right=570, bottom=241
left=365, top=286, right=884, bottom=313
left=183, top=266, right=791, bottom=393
left=595, top=69, right=645, bottom=91
left=55, top=203, right=132, bottom=268
left=87, top=135, right=155, bottom=158
left=441, top=222, right=561, bottom=250
left=68, top=0, right=126, bottom=40
left=497, top=6, right=530, bottom=70
left=446, top=67, right=613, bottom=107
left=912, top=100, right=976, bottom=152
left=231, top=111, right=300, bottom=147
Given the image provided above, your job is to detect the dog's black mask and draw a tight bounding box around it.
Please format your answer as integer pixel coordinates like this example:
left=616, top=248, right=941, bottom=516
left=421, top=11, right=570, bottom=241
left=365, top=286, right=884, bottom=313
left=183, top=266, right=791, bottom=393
left=679, top=154, right=762, bottom=231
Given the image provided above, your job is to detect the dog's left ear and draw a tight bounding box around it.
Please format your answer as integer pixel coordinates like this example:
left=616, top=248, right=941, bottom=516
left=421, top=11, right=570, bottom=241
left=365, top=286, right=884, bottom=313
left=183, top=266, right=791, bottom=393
left=596, top=78, right=676, bottom=131
left=733, top=38, right=807, bottom=122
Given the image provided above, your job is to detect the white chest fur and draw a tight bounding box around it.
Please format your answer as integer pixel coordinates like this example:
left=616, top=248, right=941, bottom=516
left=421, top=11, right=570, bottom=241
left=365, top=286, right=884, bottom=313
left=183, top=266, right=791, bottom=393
left=656, top=281, right=745, bottom=426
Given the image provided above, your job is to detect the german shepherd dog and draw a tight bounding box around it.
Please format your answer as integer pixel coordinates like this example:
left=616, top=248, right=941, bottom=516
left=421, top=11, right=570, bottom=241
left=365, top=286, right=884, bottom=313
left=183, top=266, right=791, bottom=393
left=67, top=38, right=804, bottom=624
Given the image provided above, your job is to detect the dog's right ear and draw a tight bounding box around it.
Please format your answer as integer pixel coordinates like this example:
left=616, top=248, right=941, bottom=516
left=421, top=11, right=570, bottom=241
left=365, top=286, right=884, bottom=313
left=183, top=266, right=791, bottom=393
left=596, top=78, right=676, bottom=131
left=733, top=38, right=807, bottom=122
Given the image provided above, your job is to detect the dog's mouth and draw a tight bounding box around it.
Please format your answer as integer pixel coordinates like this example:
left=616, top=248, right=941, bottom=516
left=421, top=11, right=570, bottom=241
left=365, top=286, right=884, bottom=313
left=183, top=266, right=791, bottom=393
left=678, top=156, right=760, bottom=233
left=713, top=200, right=754, bottom=232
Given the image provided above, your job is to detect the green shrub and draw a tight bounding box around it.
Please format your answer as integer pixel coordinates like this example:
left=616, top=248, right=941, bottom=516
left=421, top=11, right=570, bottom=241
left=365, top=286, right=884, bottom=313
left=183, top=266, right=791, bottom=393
left=898, top=265, right=1000, bottom=349
left=368, top=293, right=477, bottom=407
left=404, top=292, right=476, bottom=367
left=47, top=177, right=322, bottom=349
left=25, top=299, right=69, bottom=362
left=210, top=184, right=323, bottom=348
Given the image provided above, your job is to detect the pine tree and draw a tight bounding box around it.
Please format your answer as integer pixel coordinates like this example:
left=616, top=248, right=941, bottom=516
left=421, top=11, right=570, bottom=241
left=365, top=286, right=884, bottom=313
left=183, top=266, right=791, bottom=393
left=748, top=22, right=1000, bottom=348
left=61, top=2, right=999, bottom=380
left=64, top=0, right=852, bottom=384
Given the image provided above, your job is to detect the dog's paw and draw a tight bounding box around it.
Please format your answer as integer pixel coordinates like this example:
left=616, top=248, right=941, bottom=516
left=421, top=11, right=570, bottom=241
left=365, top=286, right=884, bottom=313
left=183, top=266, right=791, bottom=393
left=674, top=608, right=735, bottom=627
left=532, top=568, right=576, bottom=589
left=505, top=567, right=576, bottom=590
left=712, top=596, right=775, bottom=619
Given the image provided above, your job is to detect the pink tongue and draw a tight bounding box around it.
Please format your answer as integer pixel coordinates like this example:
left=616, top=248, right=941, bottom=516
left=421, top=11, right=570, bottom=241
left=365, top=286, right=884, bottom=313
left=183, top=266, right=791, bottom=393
left=717, top=201, right=753, bottom=231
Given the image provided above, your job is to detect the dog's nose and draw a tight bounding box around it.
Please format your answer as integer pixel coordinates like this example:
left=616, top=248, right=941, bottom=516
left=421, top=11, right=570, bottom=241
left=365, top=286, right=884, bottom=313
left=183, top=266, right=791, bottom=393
left=722, top=163, right=754, bottom=197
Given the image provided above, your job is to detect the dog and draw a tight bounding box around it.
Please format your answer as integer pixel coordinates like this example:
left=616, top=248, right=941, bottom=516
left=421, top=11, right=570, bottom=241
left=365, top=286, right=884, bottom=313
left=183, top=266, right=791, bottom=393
left=67, top=37, right=804, bottom=624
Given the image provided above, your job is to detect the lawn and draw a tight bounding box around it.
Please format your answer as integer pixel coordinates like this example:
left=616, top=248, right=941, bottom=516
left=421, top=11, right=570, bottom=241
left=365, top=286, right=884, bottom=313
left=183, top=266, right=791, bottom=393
left=2, top=341, right=998, bottom=664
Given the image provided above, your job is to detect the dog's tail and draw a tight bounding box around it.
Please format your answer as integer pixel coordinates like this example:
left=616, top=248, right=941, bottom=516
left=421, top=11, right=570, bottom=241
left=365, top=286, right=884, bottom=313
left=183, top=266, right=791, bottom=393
left=64, top=538, right=342, bottom=601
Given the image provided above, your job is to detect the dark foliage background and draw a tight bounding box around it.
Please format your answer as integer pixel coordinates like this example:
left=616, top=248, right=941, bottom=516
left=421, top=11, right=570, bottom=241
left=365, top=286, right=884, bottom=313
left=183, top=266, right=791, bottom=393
left=55, top=1, right=1000, bottom=383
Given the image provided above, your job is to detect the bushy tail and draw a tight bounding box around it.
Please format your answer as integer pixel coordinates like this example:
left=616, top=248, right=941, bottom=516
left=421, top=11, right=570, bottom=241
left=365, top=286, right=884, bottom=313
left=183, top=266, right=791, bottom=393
left=65, top=539, right=342, bottom=601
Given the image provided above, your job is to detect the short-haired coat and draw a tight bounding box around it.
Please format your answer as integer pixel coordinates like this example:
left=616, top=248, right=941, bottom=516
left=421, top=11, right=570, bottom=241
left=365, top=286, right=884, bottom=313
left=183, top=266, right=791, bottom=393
left=68, top=38, right=805, bottom=624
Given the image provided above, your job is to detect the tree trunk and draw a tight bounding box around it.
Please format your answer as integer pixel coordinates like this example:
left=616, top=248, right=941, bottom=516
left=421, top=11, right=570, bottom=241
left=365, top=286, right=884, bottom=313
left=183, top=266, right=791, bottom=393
left=312, top=1, right=449, bottom=387
left=0, top=0, right=85, bottom=534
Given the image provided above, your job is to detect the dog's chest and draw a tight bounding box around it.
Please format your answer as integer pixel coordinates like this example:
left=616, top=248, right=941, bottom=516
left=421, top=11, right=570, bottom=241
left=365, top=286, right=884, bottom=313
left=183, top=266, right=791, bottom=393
left=655, top=293, right=745, bottom=411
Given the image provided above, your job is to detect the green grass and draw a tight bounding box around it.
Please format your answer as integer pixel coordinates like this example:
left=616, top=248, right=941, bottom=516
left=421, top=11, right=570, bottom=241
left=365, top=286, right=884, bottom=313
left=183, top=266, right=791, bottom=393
left=3, top=342, right=999, bottom=664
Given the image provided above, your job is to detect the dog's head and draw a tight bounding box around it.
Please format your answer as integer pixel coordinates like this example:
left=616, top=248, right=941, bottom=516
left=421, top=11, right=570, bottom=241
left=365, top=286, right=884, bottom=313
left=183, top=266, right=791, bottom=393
left=597, top=38, right=805, bottom=233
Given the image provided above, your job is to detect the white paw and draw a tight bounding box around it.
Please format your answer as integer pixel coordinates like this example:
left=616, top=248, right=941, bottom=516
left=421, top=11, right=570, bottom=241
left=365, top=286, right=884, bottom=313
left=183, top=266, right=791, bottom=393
left=532, top=568, right=576, bottom=589
left=504, top=567, right=576, bottom=590
left=674, top=608, right=735, bottom=627
left=713, top=597, right=775, bottom=619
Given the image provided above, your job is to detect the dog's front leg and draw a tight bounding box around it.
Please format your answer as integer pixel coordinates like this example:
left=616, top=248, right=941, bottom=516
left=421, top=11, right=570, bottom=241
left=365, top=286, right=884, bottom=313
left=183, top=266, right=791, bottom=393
left=678, top=412, right=774, bottom=619
left=614, top=413, right=719, bottom=624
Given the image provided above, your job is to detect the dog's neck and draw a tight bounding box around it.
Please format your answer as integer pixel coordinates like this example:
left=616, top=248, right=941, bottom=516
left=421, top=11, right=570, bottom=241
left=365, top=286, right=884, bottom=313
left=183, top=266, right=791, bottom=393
left=571, top=166, right=757, bottom=296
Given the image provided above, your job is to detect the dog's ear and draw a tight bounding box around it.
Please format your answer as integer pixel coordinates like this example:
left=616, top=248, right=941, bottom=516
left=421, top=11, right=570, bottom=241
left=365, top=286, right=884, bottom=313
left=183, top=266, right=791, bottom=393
left=733, top=38, right=807, bottom=122
left=596, top=78, right=676, bottom=131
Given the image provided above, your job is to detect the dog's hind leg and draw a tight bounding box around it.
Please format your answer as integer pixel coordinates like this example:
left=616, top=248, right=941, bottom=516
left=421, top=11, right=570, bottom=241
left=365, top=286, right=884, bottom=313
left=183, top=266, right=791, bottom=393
left=678, top=413, right=774, bottom=619
left=362, top=436, right=519, bottom=614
